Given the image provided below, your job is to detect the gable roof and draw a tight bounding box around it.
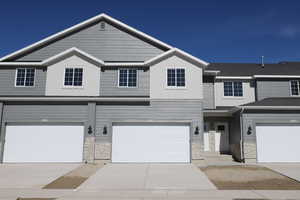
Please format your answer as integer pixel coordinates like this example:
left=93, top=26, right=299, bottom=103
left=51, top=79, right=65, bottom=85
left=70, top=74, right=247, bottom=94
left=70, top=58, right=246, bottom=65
left=241, top=97, right=300, bottom=109
left=0, top=13, right=173, bottom=62
left=42, top=47, right=105, bottom=66
left=207, top=62, right=300, bottom=77
left=145, top=48, right=208, bottom=67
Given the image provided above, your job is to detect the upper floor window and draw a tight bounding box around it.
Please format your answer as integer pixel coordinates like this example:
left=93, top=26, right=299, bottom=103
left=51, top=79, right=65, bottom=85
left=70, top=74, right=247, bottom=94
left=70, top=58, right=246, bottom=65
left=15, top=68, right=35, bottom=87
left=224, top=81, right=243, bottom=97
left=290, top=80, right=300, bottom=96
left=167, top=68, right=185, bottom=87
left=118, top=69, right=137, bottom=87
left=64, top=68, right=83, bottom=86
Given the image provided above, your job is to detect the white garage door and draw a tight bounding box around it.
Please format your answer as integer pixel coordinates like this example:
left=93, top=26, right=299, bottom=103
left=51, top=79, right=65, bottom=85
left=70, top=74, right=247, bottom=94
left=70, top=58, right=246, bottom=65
left=256, top=125, right=300, bottom=162
left=3, top=125, right=84, bottom=163
left=112, top=124, right=190, bottom=163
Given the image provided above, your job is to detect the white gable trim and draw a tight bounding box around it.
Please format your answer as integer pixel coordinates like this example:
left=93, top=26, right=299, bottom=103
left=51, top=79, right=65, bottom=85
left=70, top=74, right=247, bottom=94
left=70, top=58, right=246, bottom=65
left=42, top=47, right=105, bottom=66
left=0, top=13, right=172, bottom=62
left=144, top=48, right=209, bottom=67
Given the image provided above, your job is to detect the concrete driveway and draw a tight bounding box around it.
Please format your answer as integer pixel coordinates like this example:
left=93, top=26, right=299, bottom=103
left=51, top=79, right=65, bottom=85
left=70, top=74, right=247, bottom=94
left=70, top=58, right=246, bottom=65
left=0, top=163, right=80, bottom=189
left=264, top=163, right=300, bottom=182
left=79, top=163, right=216, bottom=190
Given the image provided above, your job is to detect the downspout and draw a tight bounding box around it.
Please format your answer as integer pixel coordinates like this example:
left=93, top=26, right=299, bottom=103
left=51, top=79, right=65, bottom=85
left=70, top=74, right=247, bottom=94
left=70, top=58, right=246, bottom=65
left=239, top=107, right=245, bottom=163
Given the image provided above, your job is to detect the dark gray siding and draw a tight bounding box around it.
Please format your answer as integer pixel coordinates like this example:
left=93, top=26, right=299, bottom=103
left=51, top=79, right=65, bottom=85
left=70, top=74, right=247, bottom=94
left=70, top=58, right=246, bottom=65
left=229, top=111, right=242, bottom=161
left=256, top=79, right=292, bottom=100
left=0, top=67, right=46, bottom=96
left=100, top=68, right=149, bottom=97
left=95, top=100, right=203, bottom=141
left=16, top=21, right=164, bottom=62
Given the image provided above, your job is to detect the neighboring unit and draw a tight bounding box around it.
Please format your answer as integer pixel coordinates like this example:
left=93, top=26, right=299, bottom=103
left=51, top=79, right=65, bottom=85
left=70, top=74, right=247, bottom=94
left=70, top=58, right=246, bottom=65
left=0, top=13, right=299, bottom=164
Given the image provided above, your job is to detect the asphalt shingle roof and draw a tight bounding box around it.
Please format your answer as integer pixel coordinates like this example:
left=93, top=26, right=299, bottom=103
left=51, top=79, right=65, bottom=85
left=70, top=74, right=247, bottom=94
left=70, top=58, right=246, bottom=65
left=242, top=97, right=300, bottom=107
left=207, top=62, right=300, bottom=76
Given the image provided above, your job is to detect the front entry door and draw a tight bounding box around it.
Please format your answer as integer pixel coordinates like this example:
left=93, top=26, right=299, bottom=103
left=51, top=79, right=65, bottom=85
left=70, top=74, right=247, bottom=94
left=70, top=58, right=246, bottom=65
left=214, top=122, right=230, bottom=153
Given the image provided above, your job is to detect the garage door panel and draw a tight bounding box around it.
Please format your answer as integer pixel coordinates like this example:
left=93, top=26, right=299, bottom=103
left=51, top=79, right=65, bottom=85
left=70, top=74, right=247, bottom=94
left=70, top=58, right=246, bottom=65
left=256, top=126, right=300, bottom=163
left=112, top=125, right=190, bottom=163
left=3, top=125, right=84, bottom=163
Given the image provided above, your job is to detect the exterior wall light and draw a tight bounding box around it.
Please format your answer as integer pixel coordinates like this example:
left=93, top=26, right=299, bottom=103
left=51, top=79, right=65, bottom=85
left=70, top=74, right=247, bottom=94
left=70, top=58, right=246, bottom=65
left=247, top=126, right=252, bottom=135
left=88, top=125, right=93, bottom=135
left=103, top=126, right=107, bottom=135
left=194, top=126, right=199, bottom=135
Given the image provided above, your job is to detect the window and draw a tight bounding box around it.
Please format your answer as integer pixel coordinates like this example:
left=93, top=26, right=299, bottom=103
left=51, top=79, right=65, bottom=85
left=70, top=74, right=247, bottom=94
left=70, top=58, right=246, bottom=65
left=64, top=68, right=83, bottom=86
left=224, top=81, right=243, bottom=97
left=118, top=69, right=137, bottom=87
left=15, top=68, right=35, bottom=87
left=167, top=68, right=185, bottom=87
left=290, top=80, right=300, bottom=96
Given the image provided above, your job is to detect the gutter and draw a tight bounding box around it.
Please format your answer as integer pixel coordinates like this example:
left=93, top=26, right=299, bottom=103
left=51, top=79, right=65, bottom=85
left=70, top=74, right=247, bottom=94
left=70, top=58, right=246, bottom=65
left=241, top=106, right=300, bottom=110
left=0, top=97, right=150, bottom=102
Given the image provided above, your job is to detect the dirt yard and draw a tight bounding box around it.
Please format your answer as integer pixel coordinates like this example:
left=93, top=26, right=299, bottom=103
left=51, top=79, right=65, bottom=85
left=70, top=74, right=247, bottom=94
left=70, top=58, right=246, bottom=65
left=200, top=165, right=300, bottom=190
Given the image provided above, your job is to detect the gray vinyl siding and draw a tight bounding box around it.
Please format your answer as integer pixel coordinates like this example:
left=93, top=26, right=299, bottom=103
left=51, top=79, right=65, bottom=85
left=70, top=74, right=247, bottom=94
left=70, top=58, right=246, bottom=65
left=95, top=100, right=203, bottom=141
left=100, top=68, right=149, bottom=96
left=15, top=21, right=164, bottom=62
left=203, top=83, right=215, bottom=109
left=256, top=79, right=292, bottom=100
left=0, top=67, right=46, bottom=96
left=2, top=104, right=88, bottom=123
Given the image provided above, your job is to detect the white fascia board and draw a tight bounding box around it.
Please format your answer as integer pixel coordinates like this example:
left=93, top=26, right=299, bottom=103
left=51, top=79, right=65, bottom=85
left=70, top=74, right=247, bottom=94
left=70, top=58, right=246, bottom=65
left=215, top=76, right=253, bottom=80
left=0, top=62, right=43, bottom=66
left=253, top=75, right=300, bottom=78
left=104, top=62, right=145, bottom=66
left=0, top=97, right=149, bottom=102
left=41, top=47, right=105, bottom=66
left=0, top=13, right=172, bottom=62
left=240, top=106, right=300, bottom=110
left=144, top=48, right=209, bottom=67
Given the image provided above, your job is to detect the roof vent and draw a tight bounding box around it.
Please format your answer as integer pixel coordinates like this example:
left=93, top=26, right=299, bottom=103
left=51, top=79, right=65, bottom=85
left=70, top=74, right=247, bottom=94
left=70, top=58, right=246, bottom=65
left=100, top=22, right=105, bottom=31
left=261, top=56, right=264, bottom=68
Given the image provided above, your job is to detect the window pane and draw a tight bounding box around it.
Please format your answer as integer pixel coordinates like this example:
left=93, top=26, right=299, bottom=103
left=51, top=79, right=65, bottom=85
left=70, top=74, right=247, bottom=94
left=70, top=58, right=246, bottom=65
left=233, top=82, right=243, bottom=96
left=128, top=69, right=137, bottom=87
left=224, top=82, right=233, bottom=96
left=291, top=80, right=299, bottom=95
left=119, top=69, right=128, bottom=87
left=73, top=68, right=83, bottom=86
left=167, top=69, right=176, bottom=86
left=176, top=68, right=185, bottom=87
left=25, top=69, right=35, bottom=86
left=16, top=68, right=26, bottom=86
left=64, top=68, right=74, bottom=86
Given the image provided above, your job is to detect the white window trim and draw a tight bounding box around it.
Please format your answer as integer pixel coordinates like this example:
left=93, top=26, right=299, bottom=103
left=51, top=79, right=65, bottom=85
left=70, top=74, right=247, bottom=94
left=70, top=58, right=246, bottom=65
left=117, top=68, right=138, bottom=88
left=290, top=80, right=300, bottom=96
left=63, top=67, right=84, bottom=88
left=166, top=67, right=187, bottom=89
left=222, top=81, right=244, bottom=98
left=14, top=68, right=35, bottom=87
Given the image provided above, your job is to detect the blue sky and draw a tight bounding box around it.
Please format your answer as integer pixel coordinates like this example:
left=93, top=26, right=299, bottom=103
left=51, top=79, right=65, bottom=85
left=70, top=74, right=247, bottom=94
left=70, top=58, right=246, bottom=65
left=1, top=0, right=300, bottom=63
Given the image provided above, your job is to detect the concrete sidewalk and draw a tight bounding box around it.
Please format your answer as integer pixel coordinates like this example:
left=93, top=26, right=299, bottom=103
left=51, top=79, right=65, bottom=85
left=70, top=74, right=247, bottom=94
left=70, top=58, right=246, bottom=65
left=79, top=163, right=216, bottom=190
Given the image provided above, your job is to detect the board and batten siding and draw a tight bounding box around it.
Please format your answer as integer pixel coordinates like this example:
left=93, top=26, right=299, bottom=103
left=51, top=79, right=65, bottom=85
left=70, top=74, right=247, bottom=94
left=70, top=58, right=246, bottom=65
left=100, top=67, right=149, bottom=96
left=214, top=79, right=256, bottom=107
left=256, top=79, right=293, bottom=100
left=203, top=76, right=215, bottom=109
left=0, top=67, right=46, bottom=96
left=150, top=56, right=203, bottom=99
left=95, top=100, right=203, bottom=142
left=45, top=55, right=101, bottom=96
left=15, top=21, right=164, bottom=62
